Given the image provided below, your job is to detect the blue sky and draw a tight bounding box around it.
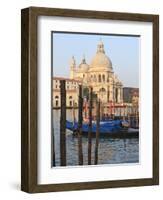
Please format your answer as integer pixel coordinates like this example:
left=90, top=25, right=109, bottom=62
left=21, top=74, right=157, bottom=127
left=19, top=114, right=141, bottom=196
left=52, top=32, right=140, bottom=88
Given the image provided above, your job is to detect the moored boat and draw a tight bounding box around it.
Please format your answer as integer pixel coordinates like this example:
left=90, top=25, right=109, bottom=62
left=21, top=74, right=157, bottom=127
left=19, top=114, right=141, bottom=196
left=66, top=119, right=139, bottom=138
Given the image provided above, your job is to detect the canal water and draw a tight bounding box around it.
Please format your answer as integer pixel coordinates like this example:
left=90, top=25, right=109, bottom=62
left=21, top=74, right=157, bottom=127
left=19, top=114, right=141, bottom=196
left=53, top=109, right=139, bottom=167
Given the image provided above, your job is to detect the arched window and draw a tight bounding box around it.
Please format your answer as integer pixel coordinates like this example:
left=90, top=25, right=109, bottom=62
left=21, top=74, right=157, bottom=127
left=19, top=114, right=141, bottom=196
left=94, top=74, right=96, bottom=82
left=91, top=75, right=93, bottom=82
left=102, top=74, right=105, bottom=82
left=107, top=90, right=110, bottom=101
left=55, top=95, right=59, bottom=99
left=70, top=101, right=72, bottom=106
left=55, top=100, right=58, bottom=107
left=115, top=88, right=118, bottom=103
left=107, top=75, right=109, bottom=82
left=69, top=96, right=72, bottom=99
left=99, top=88, right=106, bottom=92
left=98, top=74, right=101, bottom=82
left=99, top=88, right=106, bottom=99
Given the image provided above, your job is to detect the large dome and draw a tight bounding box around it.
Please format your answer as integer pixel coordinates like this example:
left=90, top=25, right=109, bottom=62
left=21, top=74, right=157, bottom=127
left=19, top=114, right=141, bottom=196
left=89, top=41, right=113, bottom=72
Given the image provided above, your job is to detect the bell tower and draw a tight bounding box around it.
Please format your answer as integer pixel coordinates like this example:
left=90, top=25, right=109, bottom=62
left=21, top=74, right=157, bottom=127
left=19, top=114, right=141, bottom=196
left=70, top=56, right=76, bottom=79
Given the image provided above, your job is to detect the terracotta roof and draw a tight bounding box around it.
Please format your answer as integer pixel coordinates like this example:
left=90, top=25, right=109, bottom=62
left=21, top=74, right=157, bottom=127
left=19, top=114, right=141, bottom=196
left=53, top=76, right=82, bottom=83
left=53, top=89, right=78, bottom=92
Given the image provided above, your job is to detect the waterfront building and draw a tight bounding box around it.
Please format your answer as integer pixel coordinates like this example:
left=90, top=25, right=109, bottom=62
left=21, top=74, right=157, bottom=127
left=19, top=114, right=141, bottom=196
left=53, top=77, right=81, bottom=108
left=123, top=87, right=139, bottom=103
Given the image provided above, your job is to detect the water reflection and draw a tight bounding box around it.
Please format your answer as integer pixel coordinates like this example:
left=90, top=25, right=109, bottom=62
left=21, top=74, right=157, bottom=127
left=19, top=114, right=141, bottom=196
left=53, top=109, right=139, bottom=166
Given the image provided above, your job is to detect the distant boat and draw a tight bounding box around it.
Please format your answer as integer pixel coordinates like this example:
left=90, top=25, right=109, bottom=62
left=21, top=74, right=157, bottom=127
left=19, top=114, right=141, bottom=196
left=66, top=119, right=139, bottom=138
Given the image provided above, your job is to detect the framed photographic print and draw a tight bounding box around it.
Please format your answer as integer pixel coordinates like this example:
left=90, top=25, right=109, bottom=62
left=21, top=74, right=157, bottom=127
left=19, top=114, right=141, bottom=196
left=21, top=7, right=159, bottom=193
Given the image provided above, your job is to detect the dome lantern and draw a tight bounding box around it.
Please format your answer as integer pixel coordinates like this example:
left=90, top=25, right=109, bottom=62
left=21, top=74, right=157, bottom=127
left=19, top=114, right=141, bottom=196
left=97, top=39, right=105, bottom=54
left=81, top=54, right=86, bottom=64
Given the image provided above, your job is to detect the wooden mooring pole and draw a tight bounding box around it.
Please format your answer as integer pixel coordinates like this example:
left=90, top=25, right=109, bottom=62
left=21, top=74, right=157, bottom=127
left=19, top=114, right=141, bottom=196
left=94, top=100, right=100, bottom=165
left=60, top=80, right=66, bottom=166
left=78, top=85, right=83, bottom=165
left=52, top=127, right=55, bottom=166
left=88, top=87, right=93, bottom=165
left=72, top=100, right=76, bottom=123
left=135, top=106, right=139, bottom=128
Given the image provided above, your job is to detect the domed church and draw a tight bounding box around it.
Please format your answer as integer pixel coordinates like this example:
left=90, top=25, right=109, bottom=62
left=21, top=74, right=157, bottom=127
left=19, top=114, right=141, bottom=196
left=70, top=40, right=123, bottom=104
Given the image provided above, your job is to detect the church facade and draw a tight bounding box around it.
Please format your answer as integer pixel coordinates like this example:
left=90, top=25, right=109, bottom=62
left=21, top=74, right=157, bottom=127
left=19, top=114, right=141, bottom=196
left=69, top=40, right=123, bottom=103
left=53, top=40, right=123, bottom=108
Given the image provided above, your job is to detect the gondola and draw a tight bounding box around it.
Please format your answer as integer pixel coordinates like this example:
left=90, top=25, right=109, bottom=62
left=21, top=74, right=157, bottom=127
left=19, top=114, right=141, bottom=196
left=66, top=119, right=139, bottom=138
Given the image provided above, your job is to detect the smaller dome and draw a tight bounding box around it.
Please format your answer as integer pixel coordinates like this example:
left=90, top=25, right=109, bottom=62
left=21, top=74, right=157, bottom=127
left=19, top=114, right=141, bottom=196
left=78, top=55, right=89, bottom=72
